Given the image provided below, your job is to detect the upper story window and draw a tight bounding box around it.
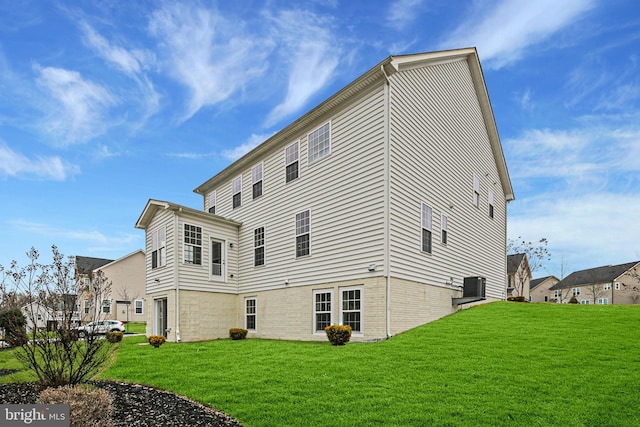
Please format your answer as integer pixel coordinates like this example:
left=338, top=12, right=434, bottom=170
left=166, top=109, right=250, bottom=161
left=254, top=227, right=265, bottom=266
left=208, top=191, right=216, bottom=214
left=615, top=282, right=621, bottom=290
left=151, top=226, right=166, bottom=269
left=296, top=210, right=310, bottom=257
left=285, top=142, right=299, bottom=183
left=604, top=283, right=611, bottom=290
left=488, top=190, right=494, bottom=218
left=473, top=175, right=480, bottom=207
left=572, top=287, right=581, bottom=296
left=441, top=214, right=448, bottom=245
left=308, top=122, right=331, bottom=164
left=232, top=176, right=242, bottom=209
left=421, top=203, right=432, bottom=254
left=184, top=224, right=202, bottom=265
left=252, top=163, right=263, bottom=199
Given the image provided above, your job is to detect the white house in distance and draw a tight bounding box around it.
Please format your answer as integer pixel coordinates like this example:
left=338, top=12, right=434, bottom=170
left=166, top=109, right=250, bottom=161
left=136, top=48, right=514, bottom=343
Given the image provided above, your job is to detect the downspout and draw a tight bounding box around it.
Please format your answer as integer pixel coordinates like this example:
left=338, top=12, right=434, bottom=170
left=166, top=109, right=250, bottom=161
left=381, top=64, right=392, bottom=338
left=174, top=211, right=181, bottom=342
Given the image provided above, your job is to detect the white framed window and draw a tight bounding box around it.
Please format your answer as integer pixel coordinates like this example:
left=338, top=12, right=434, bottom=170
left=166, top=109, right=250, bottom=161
left=254, top=227, right=265, bottom=266
left=84, top=300, right=90, bottom=314
left=314, top=289, right=333, bottom=333
left=296, top=210, right=310, bottom=257
left=252, top=163, right=263, bottom=199
left=488, top=190, right=494, bottom=218
left=232, top=176, right=242, bottom=209
left=473, top=175, right=480, bottom=207
left=421, top=203, right=432, bottom=254
left=151, top=226, right=166, bottom=269
left=134, top=299, right=143, bottom=315
left=308, top=122, right=331, bottom=163
left=580, top=300, right=590, bottom=304
left=604, top=283, right=611, bottom=290
left=285, top=141, right=299, bottom=183
left=208, top=191, right=216, bottom=214
left=544, top=296, right=549, bottom=302
left=341, top=287, right=362, bottom=334
left=615, top=282, right=621, bottom=290
left=554, top=290, right=562, bottom=298
left=184, top=224, right=202, bottom=265
left=102, top=299, right=111, bottom=314
left=245, top=297, right=257, bottom=331
left=441, top=214, right=448, bottom=245
left=572, top=287, right=581, bottom=296
left=597, top=298, right=609, bottom=305
left=210, top=239, right=224, bottom=279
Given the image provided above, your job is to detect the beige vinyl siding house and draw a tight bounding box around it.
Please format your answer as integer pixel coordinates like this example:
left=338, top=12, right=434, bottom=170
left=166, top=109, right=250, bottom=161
left=529, top=276, right=560, bottom=302
left=549, top=261, right=640, bottom=304
left=136, top=48, right=514, bottom=343
left=507, top=253, right=531, bottom=300
left=95, top=250, right=146, bottom=323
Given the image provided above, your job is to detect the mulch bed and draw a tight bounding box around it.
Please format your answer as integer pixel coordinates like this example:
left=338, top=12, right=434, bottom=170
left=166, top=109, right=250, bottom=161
left=0, top=381, right=243, bottom=426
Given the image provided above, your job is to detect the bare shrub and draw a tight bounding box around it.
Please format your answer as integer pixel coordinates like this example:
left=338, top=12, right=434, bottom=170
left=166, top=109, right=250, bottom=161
left=39, top=385, right=113, bottom=427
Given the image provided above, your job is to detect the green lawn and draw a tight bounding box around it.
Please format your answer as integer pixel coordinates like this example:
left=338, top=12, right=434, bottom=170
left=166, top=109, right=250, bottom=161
left=4, top=302, right=640, bottom=426
left=124, top=322, right=146, bottom=334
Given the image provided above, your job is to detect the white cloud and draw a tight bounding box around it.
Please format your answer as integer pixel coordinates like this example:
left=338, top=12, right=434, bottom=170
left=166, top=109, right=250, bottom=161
left=387, top=0, right=424, bottom=31
left=264, top=9, right=340, bottom=127
left=34, top=64, right=118, bottom=144
left=222, top=133, right=273, bottom=161
left=0, top=142, right=80, bottom=180
left=148, top=3, right=272, bottom=122
left=440, top=0, right=595, bottom=69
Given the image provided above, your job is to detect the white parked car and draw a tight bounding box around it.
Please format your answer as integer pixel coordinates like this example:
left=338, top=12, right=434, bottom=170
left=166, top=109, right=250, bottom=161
left=74, top=320, right=125, bottom=337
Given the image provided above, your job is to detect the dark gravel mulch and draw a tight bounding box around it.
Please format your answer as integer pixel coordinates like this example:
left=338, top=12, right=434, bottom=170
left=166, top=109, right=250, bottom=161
left=0, top=381, right=243, bottom=427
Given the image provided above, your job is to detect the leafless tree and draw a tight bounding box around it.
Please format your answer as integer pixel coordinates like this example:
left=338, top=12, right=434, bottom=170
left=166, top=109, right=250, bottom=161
left=508, top=237, right=551, bottom=298
left=117, top=286, right=140, bottom=322
left=621, top=265, right=640, bottom=304
left=0, top=246, right=117, bottom=387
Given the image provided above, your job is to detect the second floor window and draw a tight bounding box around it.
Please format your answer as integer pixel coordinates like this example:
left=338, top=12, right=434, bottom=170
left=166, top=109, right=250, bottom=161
left=285, top=142, right=299, bottom=183
left=184, top=224, right=202, bottom=265
left=421, top=203, right=432, bottom=254
left=208, top=191, right=216, bottom=214
left=254, top=227, right=265, bottom=266
left=296, top=210, right=310, bottom=257
left=232, top=176, right=242, bottom=209
left=488, top=190, right=494, bottom=218
left=151, top=226, right=166, bottom=269
left=252, top=163, right=263, bottom=199
left=441, top=214, right=448, bottom=244
left=308, top=122, right=331, bottom=163
left=473, top=175, right=480, bottom=207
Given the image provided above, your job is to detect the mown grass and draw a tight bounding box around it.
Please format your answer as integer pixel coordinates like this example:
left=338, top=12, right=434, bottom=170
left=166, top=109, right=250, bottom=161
left=123, top=322, right=146, bottom=334
left=4, top=302, right=640, bottom=426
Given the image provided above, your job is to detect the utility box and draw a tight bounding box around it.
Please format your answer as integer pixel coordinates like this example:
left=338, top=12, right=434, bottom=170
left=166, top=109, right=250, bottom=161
left=463, top=276, right=486, bottom=298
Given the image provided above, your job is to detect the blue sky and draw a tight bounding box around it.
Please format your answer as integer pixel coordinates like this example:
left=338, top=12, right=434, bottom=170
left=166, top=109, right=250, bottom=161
left=1, top=0, right=639, bottom=278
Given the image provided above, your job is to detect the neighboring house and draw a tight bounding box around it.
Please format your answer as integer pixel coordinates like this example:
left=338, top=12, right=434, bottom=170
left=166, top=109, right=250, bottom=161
left=75, top=252, right=146, bottom=323
left=549, top=261, right=640, bottom=304
left=21, top=295, right=81, bottom=332
left=529, top=276, right=560, bottom=303
left=93, top=250, right=146, bottom=323
left=136, top=48, right=514, bottom=343
left=507, top=253, right=531, bottom=300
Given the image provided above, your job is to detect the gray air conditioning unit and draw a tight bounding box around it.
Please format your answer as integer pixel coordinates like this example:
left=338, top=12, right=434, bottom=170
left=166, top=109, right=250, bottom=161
left=452, top=276, right=486, bottom=306
left=463, top=276, right=486, bottom=298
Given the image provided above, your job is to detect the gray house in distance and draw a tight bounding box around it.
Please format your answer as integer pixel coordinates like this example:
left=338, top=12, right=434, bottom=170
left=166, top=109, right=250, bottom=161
left=136, top=48, right=514, bottom=343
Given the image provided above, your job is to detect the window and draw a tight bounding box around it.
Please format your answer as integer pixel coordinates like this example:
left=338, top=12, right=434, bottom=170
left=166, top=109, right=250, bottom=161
left=604, top=283, right=611, bottom=290
left=598, top=298, right=609, bottom=305
left=314, top=290, right=332, bottom=332
left=252, top=163, right=263, bottom=199
left=211, top=240, right=223, bottom=278
left=208, top=191, right=216, bottom=214
left=254, top=227, right=265, bottom=266
left=615, top=282, right=621, bottom=290
left=102, top=299, right=111, bottom=314
left=554, top=290, right=562, bottom=298
left=184, top=224, right=202, bottom=265
left=245, top=298, right=256, bottom=331
left=308, top=122, right=331, bottom=163
left=421, top=203, right=433, bottom=254
left=84, top=277, right=90, bottom=287
left=441, top=214, right=448, bottom=244
left=296, top=210, right=310, bottom=257
left=232, top=176, right=242, bottom=208
left=84, top=300, right=90, bottom=314
left=135, top=300, right=143, bottom=315
left=581, top=300, right=590, bottom=304
left=151, top=226, right=166, bottom=269
left=473, top=175, right=480, bottom=207
left=488, top=190, right=494, bottom=218
left=572, top=287, right=581, bottom=296
left=544, top=296, right=549, bottom=302
left=285, top=142, right=299, bottom=183
left=341, top=288, right=362, bottom=333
